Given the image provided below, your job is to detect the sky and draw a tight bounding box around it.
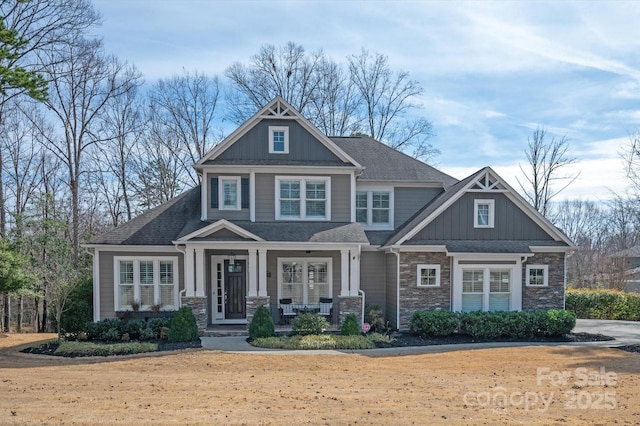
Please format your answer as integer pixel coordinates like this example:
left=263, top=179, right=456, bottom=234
left=91, top=0, right=640, bottom=202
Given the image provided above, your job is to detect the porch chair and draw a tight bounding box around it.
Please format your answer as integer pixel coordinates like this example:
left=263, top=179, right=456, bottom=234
left=319, top=297, right=333, bottom=323
left=279, top=298, right=297, bottom=324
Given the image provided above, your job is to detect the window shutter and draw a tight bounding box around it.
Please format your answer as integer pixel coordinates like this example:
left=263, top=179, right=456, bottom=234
left=211, top=177, right=218, bottom=208
left=241, top=177, right=249, bottom=209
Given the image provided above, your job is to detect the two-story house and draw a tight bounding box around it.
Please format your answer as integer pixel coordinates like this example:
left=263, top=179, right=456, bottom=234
left=85, top=97, right=574, bottom=333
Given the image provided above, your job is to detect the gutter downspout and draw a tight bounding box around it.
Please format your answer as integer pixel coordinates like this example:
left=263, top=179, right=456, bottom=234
left=389, top=247, right=400, bottom=331
left=358, top=289, right=366, bottom=327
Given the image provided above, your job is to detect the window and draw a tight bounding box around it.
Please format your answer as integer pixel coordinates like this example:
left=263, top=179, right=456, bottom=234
left=275, top=176, right=331, bottom=220
left=279, top=259, right=331, bottom=304
left=474, top=199, right=495, bottom=228
left=526, top=265, right=548, bottom=287
left=461, top=267, right=511, bottom=312
left=417, top=264, right=440, bottom=287
left=355, top=189, right=393, bottom=229
left=269, top=126, right=289, bottom=154
left=114, top=258, right=178, bottom=311
left=219, top=177, right=241, bottom=210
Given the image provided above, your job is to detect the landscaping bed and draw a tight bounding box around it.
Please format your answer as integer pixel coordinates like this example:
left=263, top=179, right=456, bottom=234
left=21, top=339, right=202, bottom=357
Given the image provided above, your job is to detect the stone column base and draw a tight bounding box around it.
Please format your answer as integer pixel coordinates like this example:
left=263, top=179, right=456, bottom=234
left=246, top=296, right=271, bottom=329
left=338, top=296, right=363, bottom=326
left=181, top=296, right=207, bottom=335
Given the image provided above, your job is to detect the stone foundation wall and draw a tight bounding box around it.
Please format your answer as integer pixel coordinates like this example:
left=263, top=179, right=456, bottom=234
left=246, top=296, right=271, bottom=329
left=181, top=297, right=207, bottom=335
left=399, top=252, right=451, bottom=330
left=522, top=253, right=566, bottom=310
left=338, top=296, right=363, bottom=325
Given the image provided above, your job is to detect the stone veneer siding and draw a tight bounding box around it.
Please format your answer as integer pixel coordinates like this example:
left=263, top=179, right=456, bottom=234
left=246, top=296, right=271, bottom=329
left=522, top=252, right=566, bottom=310
left=338, top=296, right=362, bottom=325
left=181, top=297, right=207, bottom=335
left=399, top=252, right=451, bottom=330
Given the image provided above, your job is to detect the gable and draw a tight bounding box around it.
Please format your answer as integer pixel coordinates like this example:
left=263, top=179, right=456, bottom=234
left=191, top=228, right=253, bottom=241
left=215, top=119, right=345, bottom=164
left=407, top=192, right=553, bottom=242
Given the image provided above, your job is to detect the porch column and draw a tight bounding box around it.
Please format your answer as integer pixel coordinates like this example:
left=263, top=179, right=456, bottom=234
left=185, top=247, right=195, bottom=297
left=258, top=249, right=268, bottom=297
left=195, top=248, right=205, bottom=297
left=349, top=249, right=360, bottom=296
left=340, top=249, right=350, bottom=296
left=248, top=249, right=258, bottom=297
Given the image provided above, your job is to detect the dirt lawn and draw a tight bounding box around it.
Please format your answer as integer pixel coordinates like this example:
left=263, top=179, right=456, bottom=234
left=1, top=334, right=639, bottom=425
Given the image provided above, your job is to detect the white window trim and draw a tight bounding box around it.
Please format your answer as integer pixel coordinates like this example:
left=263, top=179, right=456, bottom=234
left=113, top=256, right=179, bottom=311
left=417, top=264, right=441, bottom=287
left=526, top=264, right=549, bottom=287
left=219, top=176, right=241, bottom=211
left=275, top=176, right=331, bottom=220
left=355, top=187, right=394, bottom=230
left=269, top=126, right=289, bottom=154
left=277, top=258, right=333, bottom=303
left=474, top=199, right=495, bottom=228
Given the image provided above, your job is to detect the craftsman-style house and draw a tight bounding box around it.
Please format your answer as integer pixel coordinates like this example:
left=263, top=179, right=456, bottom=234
left=85, top=97, right=574, bottom=332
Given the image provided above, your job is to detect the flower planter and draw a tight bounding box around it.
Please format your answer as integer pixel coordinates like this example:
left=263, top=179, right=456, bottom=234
left=116, top=311, right=175, bottom=322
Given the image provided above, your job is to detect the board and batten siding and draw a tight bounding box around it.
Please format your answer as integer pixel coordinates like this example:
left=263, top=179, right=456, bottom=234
left=394, top=187, right=443, bottom=228
left=98, top=250, right=184, bottom=319
left=360, top=251, right=387, bottom=312
left=409, top=192, right=554, bottom=241
left=254, top=173, right=351, bottom=222
left=217, top=119, right=343, bottom=163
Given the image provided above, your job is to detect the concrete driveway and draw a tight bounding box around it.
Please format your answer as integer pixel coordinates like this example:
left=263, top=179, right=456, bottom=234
left=574, top=319, right=640, bottom=346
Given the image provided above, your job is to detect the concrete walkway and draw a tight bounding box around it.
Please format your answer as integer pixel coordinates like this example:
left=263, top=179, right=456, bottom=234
left=199, top=319, right=640, bottom=355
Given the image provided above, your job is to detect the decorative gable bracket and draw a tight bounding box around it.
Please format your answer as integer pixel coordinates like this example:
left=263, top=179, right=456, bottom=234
left=467, top=169, right=507, bottom=192
left=260, top=99, right=293, bottom=119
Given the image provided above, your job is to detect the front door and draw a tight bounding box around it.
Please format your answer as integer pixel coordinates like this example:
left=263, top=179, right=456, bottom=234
left=225, top=260, right=246, bottom=319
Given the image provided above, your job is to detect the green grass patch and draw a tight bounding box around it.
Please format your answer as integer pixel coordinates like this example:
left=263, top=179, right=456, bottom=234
left=251, top=334, right=375, bottom=350
left=55, top=341, right=158, bottom=357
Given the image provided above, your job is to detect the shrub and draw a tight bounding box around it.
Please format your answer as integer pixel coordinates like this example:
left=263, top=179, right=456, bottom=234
left=51, top=277, right=93, bottom=337
left=249, top=305, right=275, bottom=339
left=148, top=317, right=172, bottom=338
left=250, top=334, right=375, bottom=350
left=532, top=309, right=576, bottom=336
left=139, top=327, right=157, bottom=341
left=500, top=311, right=537, bottom=338
left=341, top=314, right=361, bottom=336
left=167, top=307, right=199, bottom=342
left=55, top=341, right=158, bottom=357
left=459, top=311, right=504, bottom=339
left=292, top=313, right=328, bottom=336
left=124, top=320, right=146, bottom=340
left=364, top=303, right=386, bottom=332
left=102, top=327, right=122, bottom=342
left=566, top=289, right=640, bottom=321
left=410, top=310, right=459, bottom=337
left=85, top=318, right=126, bottom=341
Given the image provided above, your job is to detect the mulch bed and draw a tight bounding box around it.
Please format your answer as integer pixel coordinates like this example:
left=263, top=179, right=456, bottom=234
left=21, top=340, right=202, bottom=357
left=373, top=332, right=615, bottom=348
left=616, top=345, right=640, bottom=354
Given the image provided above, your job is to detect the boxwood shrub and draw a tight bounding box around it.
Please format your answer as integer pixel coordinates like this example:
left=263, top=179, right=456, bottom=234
left=167, top=307, right=199, bottom=342
left=410, top=310, right=459, bottom=337
left=249, top=305, right=276, bottom=339
left=292, top=313, right=328, bottom=336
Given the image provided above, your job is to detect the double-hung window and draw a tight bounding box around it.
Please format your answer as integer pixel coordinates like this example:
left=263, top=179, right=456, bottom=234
left=276, top=176, right=331, bottom=220
left=355, top=189, right=393, bottom=229
left=115, top=257, right=178, bottom=311
left=269, top=126, right=289, bottom=154
left=474, top=199, right=495, bottom=228
left=219, top=177, right=241, bottom=210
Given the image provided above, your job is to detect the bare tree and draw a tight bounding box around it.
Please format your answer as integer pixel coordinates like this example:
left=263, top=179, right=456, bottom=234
left=225, top=42, right=324, bottom=124
left=30, top=38, right=141, bottom=254
left=146, top=70, right=221, bottom=186
left=516, top=127, right=579, bottom=217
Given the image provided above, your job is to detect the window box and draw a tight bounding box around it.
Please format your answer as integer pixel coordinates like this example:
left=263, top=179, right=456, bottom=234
left=115, top=310, right=175, bottom=322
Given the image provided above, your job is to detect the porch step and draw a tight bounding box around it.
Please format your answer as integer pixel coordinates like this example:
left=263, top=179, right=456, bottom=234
left=203, top=325, right=249, bottom=337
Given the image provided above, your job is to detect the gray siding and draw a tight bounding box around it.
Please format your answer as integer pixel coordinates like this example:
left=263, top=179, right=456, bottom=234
left=410, top=192, right=553, bottom=241
left=360, top=251, right=387, bottom=313
left=206, top=172, right=251, bottom=221
left=394, top=187, right=443, bottom=228
left=385, top=253, right=398, bottom=328
left=254, top=173, right=351, bottom=222
left=98, top=250, right=184, bottom=319
left=218, top=119, right=343, bottom=163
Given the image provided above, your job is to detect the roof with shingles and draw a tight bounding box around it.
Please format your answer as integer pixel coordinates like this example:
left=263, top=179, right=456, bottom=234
left=88, top=186, right=201, bottom=245
left=331, top=136, right=458, bottom=186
